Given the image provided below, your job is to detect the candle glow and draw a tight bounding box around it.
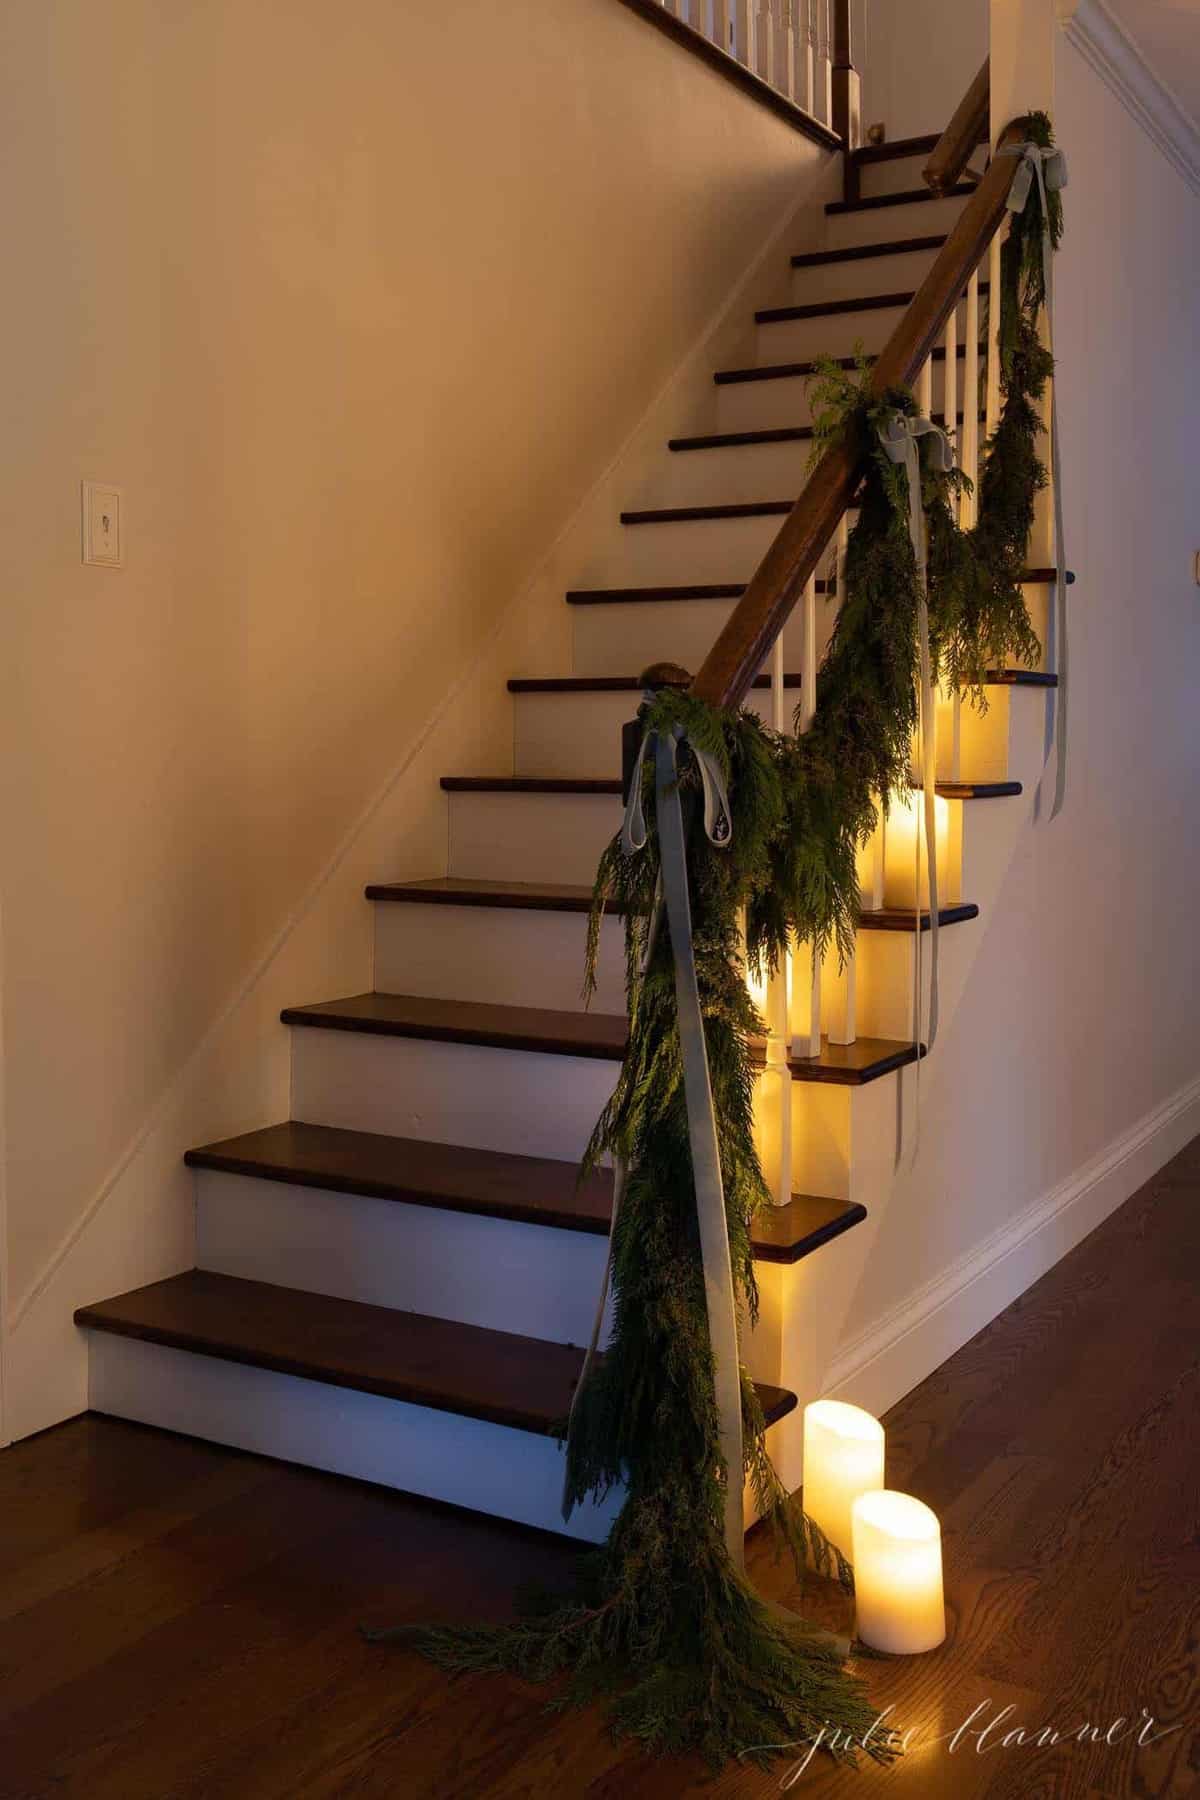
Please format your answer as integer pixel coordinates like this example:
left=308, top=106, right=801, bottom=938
left=802, top=1399, right=885, bottom=1561
left=851, top=1489, right=946, bottom=1655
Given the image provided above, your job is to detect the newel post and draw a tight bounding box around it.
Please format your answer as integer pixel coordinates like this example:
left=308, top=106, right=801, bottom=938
left=830, top=1, right=861, bottom=151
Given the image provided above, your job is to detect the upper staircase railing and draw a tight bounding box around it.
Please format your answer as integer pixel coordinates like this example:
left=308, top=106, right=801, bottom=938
left=691, top=67, right=1024, bottom=712
left=625, top=1, right=859, bottom=142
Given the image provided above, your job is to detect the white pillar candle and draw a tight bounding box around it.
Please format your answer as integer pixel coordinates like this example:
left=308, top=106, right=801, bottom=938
left=851, top=1490, right=946, bottom=1654
left=802, top=1400, right=885, bottom=1561
left=883, top=790, right=951, bottom=911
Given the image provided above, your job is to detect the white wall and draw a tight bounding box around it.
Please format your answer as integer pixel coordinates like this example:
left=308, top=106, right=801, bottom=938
left=859, top=0, right=988, bottom=143
left=0, top=0, right=835, bottom=1442
left=835, top=27, right=1200, bottom=1397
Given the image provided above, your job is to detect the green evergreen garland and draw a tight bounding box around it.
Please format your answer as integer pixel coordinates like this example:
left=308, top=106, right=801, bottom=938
left=370, top=113, right=1062, bottom=1774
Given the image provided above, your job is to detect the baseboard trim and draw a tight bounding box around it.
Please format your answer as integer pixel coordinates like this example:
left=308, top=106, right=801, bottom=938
left=826, top=1068, right=1200, bottom=1419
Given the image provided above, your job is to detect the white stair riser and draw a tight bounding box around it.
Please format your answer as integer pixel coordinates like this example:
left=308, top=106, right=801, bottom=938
left=88, top=1332, right=621, bottom=1542
left=291, top=1024, right=616, bottom=1161
left=788, top=245, right=943, bottom=307
left=196, top=1169, right=612, bottom=1346
left=88, top=1334, right=789, bottom=1540
left=755, top=299, right=907, bottom=367
left=575, top=512, right=790, bottom=590
left=857, top=156, right=969, bottom=201
left=513, top=684, right=786, bottom=776
left=568, top=587, right=1048, bottom=695
left=371, top=887, right=959, bottom=1042
left=448, top=789, right=619, bottom=886
left=715, top=361, right=955, bottom=434
left=623, top=440, right=809, bottom=511
left=571, top=597, right=807, bottom=680
left=756, top=289, right=976, bottom=369
left=822, top=192, right=969, bottom=250
left=374, top=897, right=626, bottom=1013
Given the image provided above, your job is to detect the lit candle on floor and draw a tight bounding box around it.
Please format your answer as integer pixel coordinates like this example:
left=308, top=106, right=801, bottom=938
left=851, top=1490, right=946, bottom=1654
left=802, top=1400, right=885, bottom=1561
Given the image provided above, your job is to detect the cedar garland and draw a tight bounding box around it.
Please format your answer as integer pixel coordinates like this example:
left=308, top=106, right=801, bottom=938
left=371, top=112, right=1063, bottom=1774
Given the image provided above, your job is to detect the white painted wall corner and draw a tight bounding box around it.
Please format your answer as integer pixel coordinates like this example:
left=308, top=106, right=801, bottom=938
left=827, top=1069, right=1200, bottom=1420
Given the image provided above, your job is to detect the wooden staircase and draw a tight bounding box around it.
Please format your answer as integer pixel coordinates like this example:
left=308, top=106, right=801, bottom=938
left=76, top=126, right=1066, bottom=1534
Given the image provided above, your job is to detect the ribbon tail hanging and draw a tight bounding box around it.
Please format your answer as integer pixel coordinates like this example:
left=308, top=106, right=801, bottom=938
left=562, top=879, right=663, bottom=1520
left=1002, top=140, right=1070, bottom=817
left=655, top=730, right=746, bottom=1569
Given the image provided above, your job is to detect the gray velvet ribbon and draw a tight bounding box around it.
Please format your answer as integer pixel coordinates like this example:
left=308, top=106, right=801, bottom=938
left=1000, top=139, right=1070, bottom=817
left=565, top=716, right=744, bottom=1567
left=879, top=412, right=953, bottom=1071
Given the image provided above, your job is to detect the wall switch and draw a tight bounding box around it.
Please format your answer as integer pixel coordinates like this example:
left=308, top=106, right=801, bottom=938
left=82, top=480, right=123, bottom=566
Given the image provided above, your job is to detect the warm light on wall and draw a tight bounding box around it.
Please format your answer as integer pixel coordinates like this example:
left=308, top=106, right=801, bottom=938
left=851, top=1490, right=946, bottom=1654
left=802, top=1399, right=886, bottom=1561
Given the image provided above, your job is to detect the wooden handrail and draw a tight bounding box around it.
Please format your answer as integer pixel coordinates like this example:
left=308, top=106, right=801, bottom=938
left=924, top=58, right=990, bottom=195
left=690, top=113, right=1026, bottom=712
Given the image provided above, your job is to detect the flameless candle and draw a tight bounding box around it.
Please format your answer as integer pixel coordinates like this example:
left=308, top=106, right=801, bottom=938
left=883, top=790, right=950, bottom=911
left=802, top=1400, right=885, bottom=1561
left=851, top=1490, right=946, bottom=1654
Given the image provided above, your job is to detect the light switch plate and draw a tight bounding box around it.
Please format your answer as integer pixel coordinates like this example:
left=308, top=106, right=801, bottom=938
left=82, top=480, right=123, bottom=566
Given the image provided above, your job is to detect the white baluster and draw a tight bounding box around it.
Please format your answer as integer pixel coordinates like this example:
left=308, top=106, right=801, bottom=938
left=791, top=571, right=821, bottom=1061
left=800, top=568, right=817, bottom=731
left=941, top=310, right=962, bottom=781
left=760, top=629, right=794, bottom=1204
left=867, top=804, right=887, bottom=911
left=986, top=232, right=1002, bottom=440
left=827, top=514, right=856, bottom=1045
left=691, top=0, right=711, bottom=41
left=943, top=306, right=958, bottom=480
left=821, top=0, right=834, bottom=125
left=798, top=0, right=814, bottom=114
left=917, top=354, right=933, bottom=420
left=775, top=0, right=796, bottom=100
left=962, top=267, right=981, bottom=528
left=712, top=0, right=733, bottom=54
left=756, top=0, right=776, bottom=86
left=734, top=0, right=755, bottom=68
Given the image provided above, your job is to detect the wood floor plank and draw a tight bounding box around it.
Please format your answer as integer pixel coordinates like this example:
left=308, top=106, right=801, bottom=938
left=2, top=1137, right=1198, bottom=1797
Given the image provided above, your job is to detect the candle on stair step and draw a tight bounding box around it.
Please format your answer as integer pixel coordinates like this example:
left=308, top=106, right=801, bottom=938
left=883, top=790, right=950, bottom=911
left=851, top=1490, right=946, bottom=1655
left=802, top=1399, right=885, bottom=1562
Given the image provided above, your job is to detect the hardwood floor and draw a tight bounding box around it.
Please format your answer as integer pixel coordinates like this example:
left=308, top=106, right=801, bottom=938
left=3, top=1138, right=1198, bottom=1799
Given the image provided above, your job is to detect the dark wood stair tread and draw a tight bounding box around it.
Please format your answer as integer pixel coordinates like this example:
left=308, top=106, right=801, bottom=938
left=281, top=990, right=921, bottom=1086
left=715, top=343, right=971, bottom=384
left=843, top=129, right=988, bottom=176
left=667, top=410, right=978, bottom=453
left=566, top=583, right=748, bottom=605
left=508, top=672, right=804, bottom=694
left=185, top=1120, right=865, bottom=1265
left=620, top=500, right=794, bottom=524
left=440, top=775, right=1022, bottom=801
left=826, top=182, right=977, bottom=214
left=441, top=775, right=623, bottom=794
left=565, top=577, right=1069, bottom=604
left=933, top=780, right=1022, bottom=799
left=508, top=670, right=1053, bottom=692
left=281, top=991, right=632, bottom=1061
left=366, top=878, right=980, bottom=937
left=755, top=289, right=917, bottom=323
left=849, top=132, right=954, bottom=164
left=791, top=232, right=947, bottom=269
left=76, top=1269, right=797, bottom=1433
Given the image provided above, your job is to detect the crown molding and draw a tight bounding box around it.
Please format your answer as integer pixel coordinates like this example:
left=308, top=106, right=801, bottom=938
left=1059, top=0, right=1200, bottom=196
